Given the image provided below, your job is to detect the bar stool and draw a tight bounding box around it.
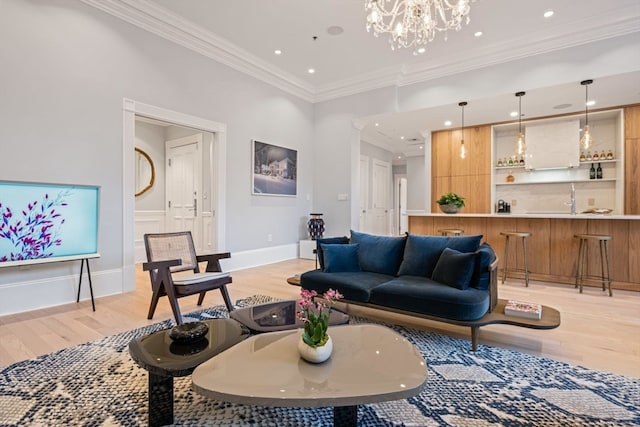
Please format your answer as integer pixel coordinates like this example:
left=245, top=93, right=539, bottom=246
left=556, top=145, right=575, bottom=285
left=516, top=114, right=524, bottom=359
left=500, top=231, right=532, bottom=286
left=438, top=229, right=464, bottom=236
left=574, top=234, right=613, bottom=296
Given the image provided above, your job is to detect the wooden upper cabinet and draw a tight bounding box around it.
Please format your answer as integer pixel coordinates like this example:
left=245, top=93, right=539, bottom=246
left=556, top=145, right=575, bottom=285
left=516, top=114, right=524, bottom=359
left=624, top=106, right=640, bottom=214
left=624, top=105, right=640, bottom=139
left=431, top=125, right=492, bottom=213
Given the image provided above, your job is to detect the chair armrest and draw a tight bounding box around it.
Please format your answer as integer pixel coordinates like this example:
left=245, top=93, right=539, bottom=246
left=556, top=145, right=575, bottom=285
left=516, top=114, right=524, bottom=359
left=142, top=259, right=182, bottom=272
left=197, top=252, right=231, bottom=272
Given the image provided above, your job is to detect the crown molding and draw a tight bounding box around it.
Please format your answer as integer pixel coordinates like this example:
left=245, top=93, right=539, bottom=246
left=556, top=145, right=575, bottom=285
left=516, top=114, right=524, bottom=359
left=82, top=0, right=640, bottom=104
left=80, top=0, right=316, bottom=102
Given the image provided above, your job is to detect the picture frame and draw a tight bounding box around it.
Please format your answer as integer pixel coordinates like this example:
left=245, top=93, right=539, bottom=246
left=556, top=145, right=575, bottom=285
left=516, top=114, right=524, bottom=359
left=252, top=140, right=297, bottom=197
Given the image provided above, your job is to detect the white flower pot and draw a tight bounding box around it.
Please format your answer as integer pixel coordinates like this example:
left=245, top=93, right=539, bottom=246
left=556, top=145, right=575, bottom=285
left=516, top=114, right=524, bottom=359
left=298, top=335, right=333, bottom=363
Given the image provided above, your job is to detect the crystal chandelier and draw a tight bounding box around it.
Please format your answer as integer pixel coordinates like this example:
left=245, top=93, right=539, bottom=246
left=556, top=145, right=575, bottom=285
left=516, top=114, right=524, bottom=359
left=365, top=0, right=474, bottom=52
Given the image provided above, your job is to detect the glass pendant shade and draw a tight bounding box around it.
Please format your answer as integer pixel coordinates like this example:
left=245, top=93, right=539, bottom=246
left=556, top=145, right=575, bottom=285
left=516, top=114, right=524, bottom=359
left=459, top=101, right=467, bottom=159
left=514, top=91, right=526, bottom=156
left=580, top=80, right=594, bottom=150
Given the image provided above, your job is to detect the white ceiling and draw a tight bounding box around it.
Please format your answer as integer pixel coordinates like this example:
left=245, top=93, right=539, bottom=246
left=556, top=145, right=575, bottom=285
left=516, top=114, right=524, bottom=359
left=86, top=0, right=640, bottom=159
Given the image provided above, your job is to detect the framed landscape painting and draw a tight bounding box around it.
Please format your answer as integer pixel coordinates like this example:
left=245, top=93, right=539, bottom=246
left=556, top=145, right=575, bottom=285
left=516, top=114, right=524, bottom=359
left=252, top=140, right=297, bottom=196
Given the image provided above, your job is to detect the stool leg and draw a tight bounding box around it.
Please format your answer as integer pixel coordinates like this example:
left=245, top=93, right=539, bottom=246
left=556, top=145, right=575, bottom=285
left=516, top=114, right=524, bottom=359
left=522, top=236, right=529, bottom=287
left=599, top=240, right=606, bottom=292
left=575, top=239, right=584, bottom=292
left=603, top=240, right=612, bottom=297
left=502, top=236, right=510, bottom=285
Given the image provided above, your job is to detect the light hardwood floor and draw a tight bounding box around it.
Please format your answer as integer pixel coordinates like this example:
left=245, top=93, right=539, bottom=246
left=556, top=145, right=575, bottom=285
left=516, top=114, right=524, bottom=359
left=1, top=259, right=638, bottom=379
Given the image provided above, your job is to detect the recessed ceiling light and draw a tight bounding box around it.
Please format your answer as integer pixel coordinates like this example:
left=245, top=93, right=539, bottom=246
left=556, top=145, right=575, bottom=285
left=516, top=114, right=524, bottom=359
left=419, top=145, right=423, bottom=149
left=510, top=111, right=518, bottom=117
left=474, top=31, right=483, bottom=37
left=308, top=68, right=315, bottom=74
left=417, top=47, right=426, bottom=54
left=587, top=100, right=596, bottom=107
left=544, top=10, right=554, bottom=18
left=444, top=120, right=452, bottom=126
left=274, top=49, right=282, bottom=55
left=397, top=155, right=402, bottom=159
left=400, top=136, right=405, bottom=140
left=327, top=25, right=344, bottom=36
left=375, top=122, right=379, bottom=127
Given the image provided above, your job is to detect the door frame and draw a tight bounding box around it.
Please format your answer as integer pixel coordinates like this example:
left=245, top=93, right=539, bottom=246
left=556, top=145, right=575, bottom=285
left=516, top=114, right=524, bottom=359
left=123, top=99, right=227, bottom=290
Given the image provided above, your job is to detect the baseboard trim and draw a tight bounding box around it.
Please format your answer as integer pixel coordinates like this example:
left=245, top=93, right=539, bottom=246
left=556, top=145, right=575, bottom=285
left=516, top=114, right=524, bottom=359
left=220, top=244, right=298, bottom=272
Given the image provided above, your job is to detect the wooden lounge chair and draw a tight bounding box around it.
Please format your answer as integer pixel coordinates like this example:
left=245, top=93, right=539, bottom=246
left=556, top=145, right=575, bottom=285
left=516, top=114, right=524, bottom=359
left=143, top=231, right=234, bottom=324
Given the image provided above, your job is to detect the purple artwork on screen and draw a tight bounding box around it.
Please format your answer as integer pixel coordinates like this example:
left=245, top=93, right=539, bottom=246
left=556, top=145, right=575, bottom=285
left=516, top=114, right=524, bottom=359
left=0, top=190, right=70, bottom=262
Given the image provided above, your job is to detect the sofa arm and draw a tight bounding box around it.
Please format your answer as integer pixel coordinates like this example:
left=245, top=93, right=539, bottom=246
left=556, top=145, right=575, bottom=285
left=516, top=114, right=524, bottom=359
left=488, top=257, right=499, bottom=313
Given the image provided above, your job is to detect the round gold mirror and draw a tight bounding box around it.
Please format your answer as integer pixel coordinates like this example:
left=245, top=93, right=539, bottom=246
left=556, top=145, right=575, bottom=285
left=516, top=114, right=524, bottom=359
left=135, top=147, right=155, bottom=197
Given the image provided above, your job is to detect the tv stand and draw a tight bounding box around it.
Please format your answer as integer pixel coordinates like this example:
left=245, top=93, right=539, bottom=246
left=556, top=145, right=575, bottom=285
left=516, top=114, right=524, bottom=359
left=76, top=258, right=95, bottom=311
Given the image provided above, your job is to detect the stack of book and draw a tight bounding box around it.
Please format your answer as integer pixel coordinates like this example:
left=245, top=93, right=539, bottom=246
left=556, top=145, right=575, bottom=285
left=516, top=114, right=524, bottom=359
left=504, top=300, right=542, bottom=320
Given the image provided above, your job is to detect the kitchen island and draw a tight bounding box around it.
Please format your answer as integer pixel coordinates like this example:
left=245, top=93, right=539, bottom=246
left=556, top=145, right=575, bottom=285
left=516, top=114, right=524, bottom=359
left=409, top=213, right=640, bottom=292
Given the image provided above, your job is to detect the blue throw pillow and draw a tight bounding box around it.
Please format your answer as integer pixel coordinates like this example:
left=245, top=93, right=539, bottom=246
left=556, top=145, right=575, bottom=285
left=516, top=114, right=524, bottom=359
left=350, top=230, right=406, bottom=276
left=315, top=236, right=349, bottom=269
left=431, top=247, right=478, bottom=290
left=321, top=243, right=361, bottom=273
left=398, top=233, right=483, bottom=277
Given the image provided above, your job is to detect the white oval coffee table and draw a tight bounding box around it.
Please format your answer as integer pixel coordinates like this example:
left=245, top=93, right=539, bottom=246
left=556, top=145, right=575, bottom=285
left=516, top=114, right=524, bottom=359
left=192, top=323, right=427, bottom=426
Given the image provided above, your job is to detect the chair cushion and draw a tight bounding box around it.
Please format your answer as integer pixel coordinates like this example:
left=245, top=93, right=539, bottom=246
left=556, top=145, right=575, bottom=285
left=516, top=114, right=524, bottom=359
left=172, top=272, right=230, bottom=285
left=321, top=243, right=361, bottom=273
left=350, top=230, right=406, bottom=276
left=397, top=233, right=483, bottom=277
left=315, top=236, right=350, bottom=269
left=431, top=248, right=477, bottom=290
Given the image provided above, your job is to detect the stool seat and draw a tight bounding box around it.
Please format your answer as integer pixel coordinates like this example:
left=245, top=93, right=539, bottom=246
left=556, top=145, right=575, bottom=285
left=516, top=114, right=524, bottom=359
left=438, top=228, right=464, bottom=236
left=500, top=231, right=532, bottom=238
left=574, top=234, right=612, bottom=241
left=500, top=231, right=532, bottom=286
left=574, top=234, right=612, bottom=296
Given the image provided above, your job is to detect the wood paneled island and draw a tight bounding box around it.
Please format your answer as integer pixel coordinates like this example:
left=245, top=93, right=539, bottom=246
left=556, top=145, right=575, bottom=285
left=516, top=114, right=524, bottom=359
left=409, top=213, right=640, bottom=292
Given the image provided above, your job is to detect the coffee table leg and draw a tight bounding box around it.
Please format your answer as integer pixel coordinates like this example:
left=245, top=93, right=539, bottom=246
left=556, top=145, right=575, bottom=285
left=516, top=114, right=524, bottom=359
left=148, top=373, right=174, bottom=427
left=334, top=405, right=358, bottom=427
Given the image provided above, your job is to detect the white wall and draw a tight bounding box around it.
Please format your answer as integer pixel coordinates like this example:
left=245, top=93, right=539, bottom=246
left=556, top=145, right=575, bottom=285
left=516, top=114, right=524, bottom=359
left=406, top=156, right=426, bottom=212
left=0, top=0, right=313, bottom=315
left=134, top=121, right=166, bottom=211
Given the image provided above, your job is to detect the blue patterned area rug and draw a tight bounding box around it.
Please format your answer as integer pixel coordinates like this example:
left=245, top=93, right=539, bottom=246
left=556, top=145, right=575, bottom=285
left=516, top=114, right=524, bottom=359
left=1, top=295, right=639, bottom=426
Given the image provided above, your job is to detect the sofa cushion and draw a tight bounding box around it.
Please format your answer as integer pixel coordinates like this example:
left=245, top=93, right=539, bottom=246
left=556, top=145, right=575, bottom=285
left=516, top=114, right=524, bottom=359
left=300, top=270, right=391, bottom=302
left=350, top=230, right=406, bottom=276
left=369, top=276, right=490, bottom=321
left=321, top=243, right=361, bottom=273
left=398, top=233, right=483, bottom=277
left=470, top=243, right=496, bottom=290
left=315, top=236, right=349, bottom=269
left=432, top=248, right=477, bottom=290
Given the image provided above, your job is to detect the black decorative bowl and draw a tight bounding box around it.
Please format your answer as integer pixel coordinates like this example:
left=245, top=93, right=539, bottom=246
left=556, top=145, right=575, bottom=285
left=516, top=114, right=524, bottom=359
left=169, top=321, right=209, bottom=344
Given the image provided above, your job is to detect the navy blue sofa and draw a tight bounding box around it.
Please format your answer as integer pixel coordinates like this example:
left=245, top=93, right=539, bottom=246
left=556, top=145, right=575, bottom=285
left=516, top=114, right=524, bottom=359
left=300, top=230, right=498, bottom=348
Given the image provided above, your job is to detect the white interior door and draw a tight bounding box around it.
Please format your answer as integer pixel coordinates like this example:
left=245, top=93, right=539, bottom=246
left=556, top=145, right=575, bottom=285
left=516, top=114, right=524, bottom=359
left=372, top=159, right=391, bottom=235
left=166, top=134, right=203, bottom=251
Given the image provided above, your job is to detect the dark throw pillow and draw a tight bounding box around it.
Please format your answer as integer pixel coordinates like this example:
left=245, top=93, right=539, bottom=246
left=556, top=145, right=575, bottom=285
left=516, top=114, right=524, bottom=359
left=398, top=233, right=483, bottom=277
left=315, top=236, right=350, bottom=270
left=321, top=243, right=361, bottom=273
left=350, top=230, right=406, bottom=276
left=432, top=247, right=477, bottom=290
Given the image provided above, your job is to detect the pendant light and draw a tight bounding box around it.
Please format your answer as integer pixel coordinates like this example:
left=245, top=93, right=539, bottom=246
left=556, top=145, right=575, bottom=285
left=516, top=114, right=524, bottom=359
left=580, top=79, right=594, bottom=150
left=459, top=101, right=467, bottom=159
left=514, top=91, right=526, bottom=156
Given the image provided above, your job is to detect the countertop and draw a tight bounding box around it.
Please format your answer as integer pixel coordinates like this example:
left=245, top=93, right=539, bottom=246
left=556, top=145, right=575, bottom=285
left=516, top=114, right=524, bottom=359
left=409, top=212, right=640, bottom=220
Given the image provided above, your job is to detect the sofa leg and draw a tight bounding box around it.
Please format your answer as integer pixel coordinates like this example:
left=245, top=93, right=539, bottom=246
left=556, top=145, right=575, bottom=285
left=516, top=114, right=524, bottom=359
left=470, top=327, right=478, bottom=352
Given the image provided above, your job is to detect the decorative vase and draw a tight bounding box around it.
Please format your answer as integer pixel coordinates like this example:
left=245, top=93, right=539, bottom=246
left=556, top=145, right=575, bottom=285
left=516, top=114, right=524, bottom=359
left=298, top=335, right=333, bottom=363
left=307, top=213, right=325, bottom=240
left=439, top=204, right=459, bottom=214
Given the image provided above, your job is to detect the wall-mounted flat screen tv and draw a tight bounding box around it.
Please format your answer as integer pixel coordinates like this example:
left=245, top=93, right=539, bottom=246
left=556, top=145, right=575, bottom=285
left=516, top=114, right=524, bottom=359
left=0, top=181, right=100, bottom=267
